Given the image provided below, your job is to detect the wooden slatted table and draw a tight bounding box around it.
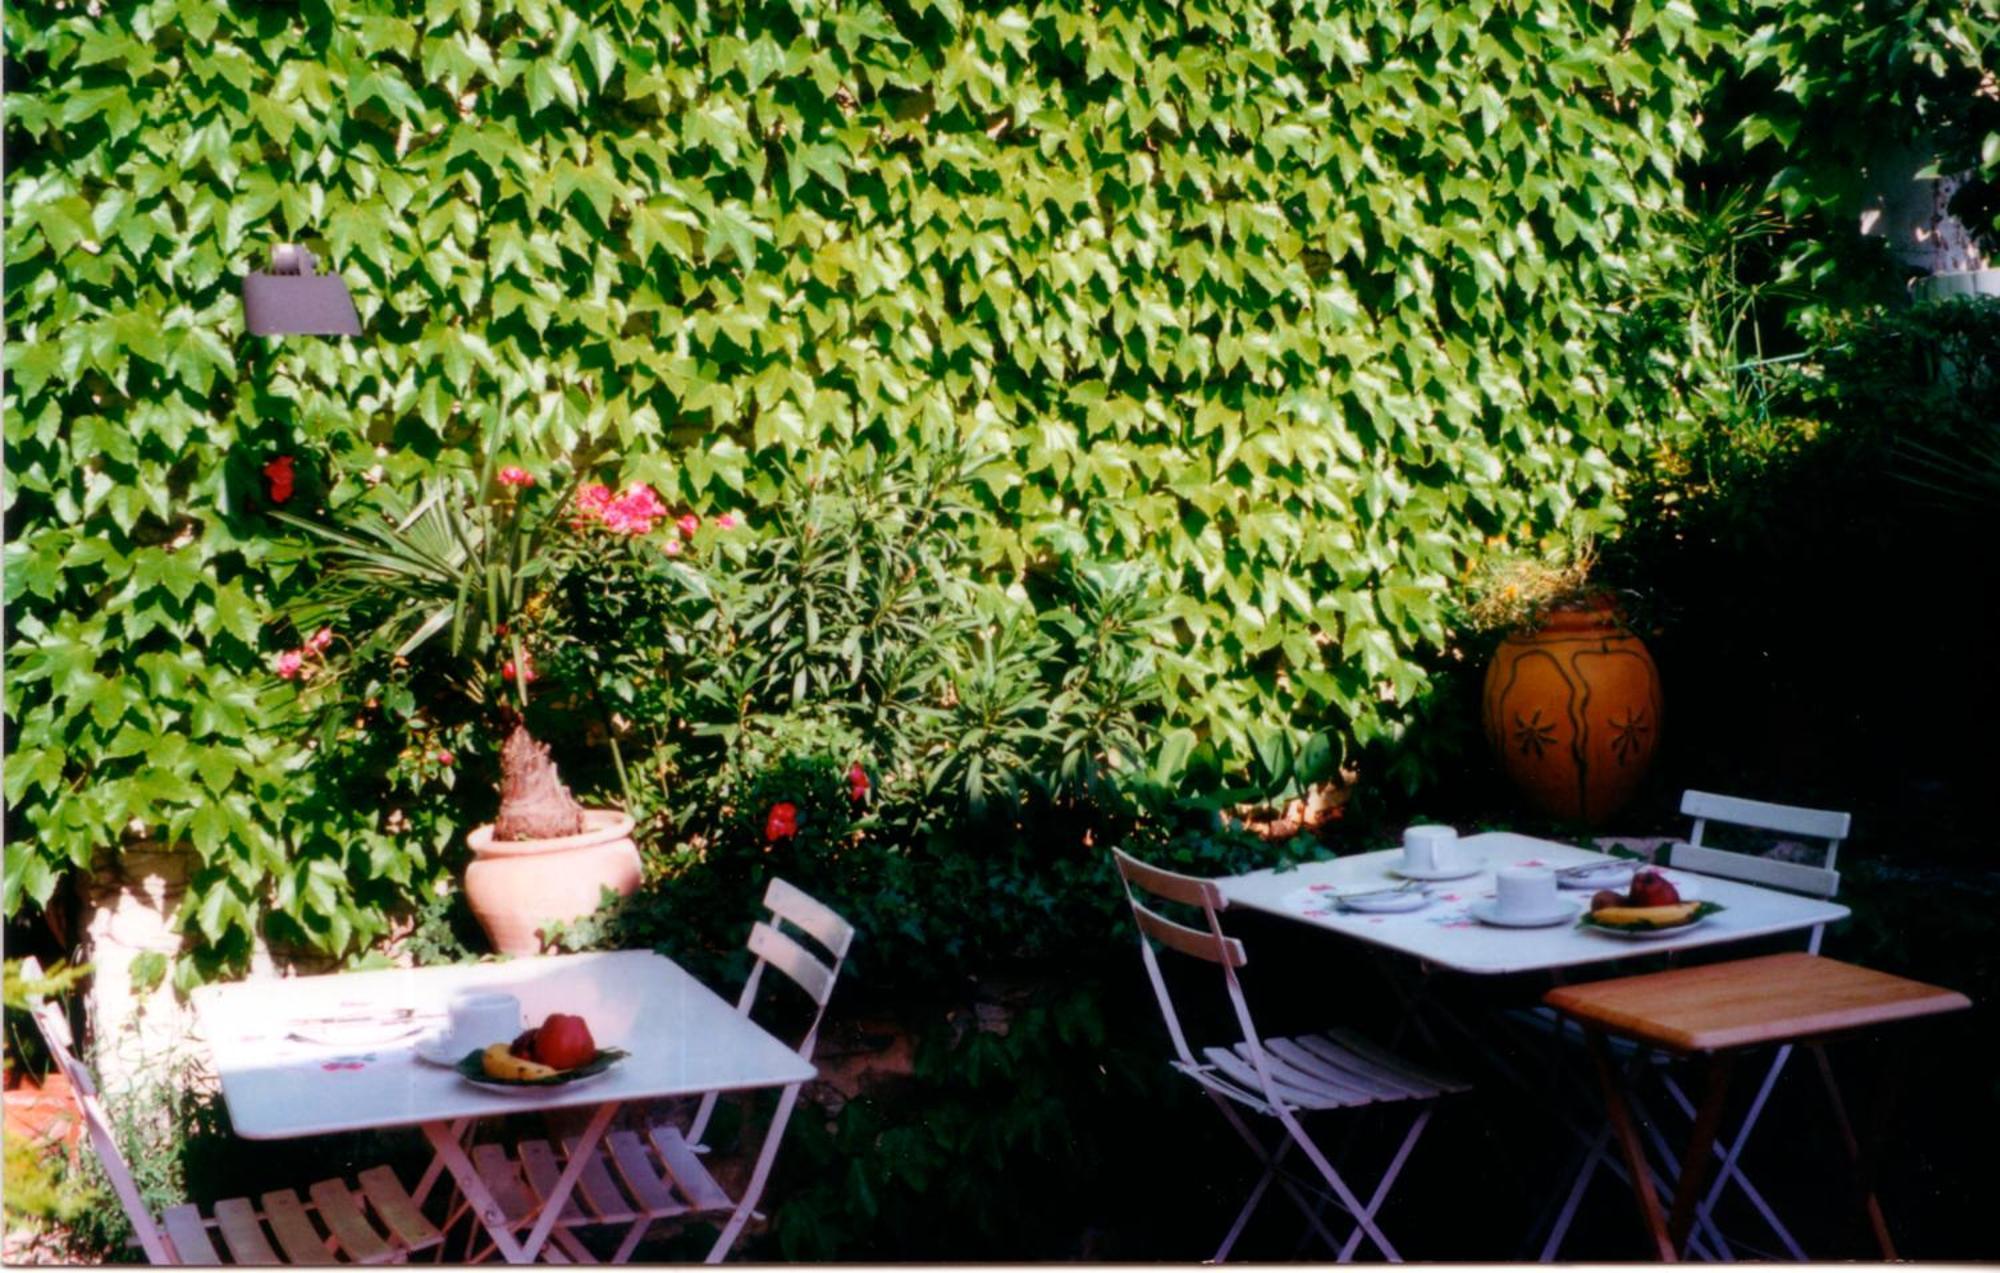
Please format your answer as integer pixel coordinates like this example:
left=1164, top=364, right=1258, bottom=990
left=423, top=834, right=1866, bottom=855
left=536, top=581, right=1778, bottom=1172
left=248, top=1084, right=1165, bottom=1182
left=1545, top=952, right=1970, bottom=1260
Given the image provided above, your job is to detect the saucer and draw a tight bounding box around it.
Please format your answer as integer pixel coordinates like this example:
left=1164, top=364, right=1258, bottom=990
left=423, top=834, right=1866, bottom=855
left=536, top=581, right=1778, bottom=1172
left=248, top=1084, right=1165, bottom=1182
left=1467, top=898, right=1580, bottom=928
left=414, top=1030, right=482, bottom=1068
left=1391, top=859, right=1482, bottom=882
left=1556, top=862, right=1638, bottom=890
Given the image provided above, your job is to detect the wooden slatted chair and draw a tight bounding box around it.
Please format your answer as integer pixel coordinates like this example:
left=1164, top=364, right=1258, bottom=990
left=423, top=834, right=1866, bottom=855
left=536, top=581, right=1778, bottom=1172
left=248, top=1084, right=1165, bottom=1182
left=1541, top=790, right=1851, bottom=1260
left=19, top=961, right=442, bottom=1265
left=475, top=878, right=853, bottom=1263
left=1111, top=848, right=1469, bottom=1262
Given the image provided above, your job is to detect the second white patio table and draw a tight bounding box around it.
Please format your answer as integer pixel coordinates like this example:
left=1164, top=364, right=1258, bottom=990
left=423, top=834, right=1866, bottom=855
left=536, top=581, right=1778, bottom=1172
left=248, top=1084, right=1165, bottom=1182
left=1215, top=831, right=1848, bottom=975
left=193, top=949, right=816, bottom=1263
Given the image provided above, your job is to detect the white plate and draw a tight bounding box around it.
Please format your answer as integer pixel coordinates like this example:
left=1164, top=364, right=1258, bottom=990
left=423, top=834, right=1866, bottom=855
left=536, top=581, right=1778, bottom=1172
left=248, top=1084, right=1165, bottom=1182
left=1559, top=867, right=1703, bottom=900
left=1467, top=898, right=1581, bottom=928
left=1391, top=860, right=1482, bottom=882
left=1338, top=890, right=1432, bottom=914
left=287, top=1016, right=428, bottom=1047
left=1581, top=913, right=1715, bottom=941
left=1556, top=862, right=1640, bottom=890
left=459, top=1065, right=618, bottom=1096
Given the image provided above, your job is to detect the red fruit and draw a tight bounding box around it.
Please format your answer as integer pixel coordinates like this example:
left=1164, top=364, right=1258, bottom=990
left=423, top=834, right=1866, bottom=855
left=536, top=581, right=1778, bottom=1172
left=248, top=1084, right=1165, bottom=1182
left=1627, top=870, right=1681, bottom=907
left=509, top=1028, right=540, bottom=1059
left=1590, top=889, right=1623, bottom=913
left=533, top=1013, right=595, bottom=1071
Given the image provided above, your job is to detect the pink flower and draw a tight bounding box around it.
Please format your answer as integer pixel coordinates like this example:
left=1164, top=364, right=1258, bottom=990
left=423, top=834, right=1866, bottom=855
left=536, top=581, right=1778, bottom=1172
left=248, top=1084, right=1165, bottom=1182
left=601, top=484, right=667, bottom=535
left=677, top=513, right=700, bottom=538
left=274, top=649, right=305, bottom=679
left=572, top=484, right=614, bottom=524
left=716, top=513, right=737, bottom=529
left=502, top=657, right=538, bottom=683
left=306, top=627, right=333, bottom=655
left=497, top=466, right=535, bottom=489
left=263, top=455, right=296, bottom=505
left=436, top=750, right=454, bottom=766
left=662, top=538, right=683, bottom=556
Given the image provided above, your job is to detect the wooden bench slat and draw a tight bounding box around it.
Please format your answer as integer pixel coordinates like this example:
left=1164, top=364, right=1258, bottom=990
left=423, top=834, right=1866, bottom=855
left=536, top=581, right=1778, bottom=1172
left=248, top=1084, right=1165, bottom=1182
left=161, top=1203, right=223, bottom=1265
left=259, top=1190, right=329, bottom=1264
left=211, top=1196, right=283, bottom=1265
left=601, top=1130, right=682, bottom=1216
left=648, top=1126, right=732, bottom=1213
left=558, top=1136, right=649, bottom=1222
left=354, top=1166, right=441, bottom=1253
left=308, top=1178, right=393, bottom=1264
left=516, top=1140, right=589, bottom=1223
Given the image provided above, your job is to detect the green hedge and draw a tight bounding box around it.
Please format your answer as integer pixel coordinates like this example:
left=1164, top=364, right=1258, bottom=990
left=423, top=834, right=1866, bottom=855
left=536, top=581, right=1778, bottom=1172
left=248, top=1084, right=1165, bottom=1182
left=5, top=0, right=1725, bottom=973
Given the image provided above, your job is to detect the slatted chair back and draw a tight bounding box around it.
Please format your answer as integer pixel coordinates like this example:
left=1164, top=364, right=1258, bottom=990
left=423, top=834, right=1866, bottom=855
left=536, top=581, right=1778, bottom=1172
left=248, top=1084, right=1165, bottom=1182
left=19, top=961, right=176, bottom=1264
left=686, top=879, right=854, bottom=1151
left=1672, top=790, right=1849, bottom=952
left=1110, top=848, right=1283, bottom=1108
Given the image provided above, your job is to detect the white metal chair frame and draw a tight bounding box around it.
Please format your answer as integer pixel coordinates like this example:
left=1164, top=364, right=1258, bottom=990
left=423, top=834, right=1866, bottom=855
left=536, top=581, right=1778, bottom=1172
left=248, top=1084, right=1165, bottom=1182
left=1112, top=848, right=1467, bottom=1262
left=1543, top=790, right=1850, bottom=1261
left=18, top=960, right=442, bottom=1265
left=479, top=878, right=852, bottom=1264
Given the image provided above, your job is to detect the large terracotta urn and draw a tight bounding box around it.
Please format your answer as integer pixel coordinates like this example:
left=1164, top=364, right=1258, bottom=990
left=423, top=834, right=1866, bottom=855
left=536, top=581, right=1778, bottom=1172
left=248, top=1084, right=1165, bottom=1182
left=464, top=810, right=643, bottom=954
left=1480, top=596, right=1662, bottom=826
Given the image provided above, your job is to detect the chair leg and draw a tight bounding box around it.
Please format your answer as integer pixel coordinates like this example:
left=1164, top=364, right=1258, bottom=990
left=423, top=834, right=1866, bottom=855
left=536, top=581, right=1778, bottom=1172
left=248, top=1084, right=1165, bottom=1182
left=1331, top=1107, right=1430, bottom=1262
left=1811, top=1042, right=1897, bottom=1260
left=706, top=1082, right=806, bottom=1263
left=1207, top=1095, right=1348, bottom=1259
left=1585, top=1027, right=1676, bottom=1261
left=1281, top=1108, right=1400, bottom=1261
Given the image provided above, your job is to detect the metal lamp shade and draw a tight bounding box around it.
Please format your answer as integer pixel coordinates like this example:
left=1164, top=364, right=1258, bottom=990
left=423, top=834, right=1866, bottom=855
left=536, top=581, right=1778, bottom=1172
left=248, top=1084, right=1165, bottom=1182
left=242, top=244, right=362, bottom=336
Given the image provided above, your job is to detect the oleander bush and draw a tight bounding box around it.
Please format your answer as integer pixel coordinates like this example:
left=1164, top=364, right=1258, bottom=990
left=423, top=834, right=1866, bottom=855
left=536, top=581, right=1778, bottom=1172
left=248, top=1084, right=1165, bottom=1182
left=4, top=0, right=1740, bottom=980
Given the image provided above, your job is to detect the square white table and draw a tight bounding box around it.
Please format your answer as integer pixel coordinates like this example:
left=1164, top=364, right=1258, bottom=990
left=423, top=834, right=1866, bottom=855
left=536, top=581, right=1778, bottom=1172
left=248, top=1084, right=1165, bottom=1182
left=1216, top=831, right=1849, bottom=976
left=193, top=949, right=816, bottom=1263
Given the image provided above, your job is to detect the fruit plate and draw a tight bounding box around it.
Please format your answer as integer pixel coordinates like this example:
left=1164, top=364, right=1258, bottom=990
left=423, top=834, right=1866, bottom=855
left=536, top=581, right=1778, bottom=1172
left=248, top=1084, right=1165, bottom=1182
left=1578, top=901, right=1725, bottom=939
left=454, top=1048, right=629, bottom=1092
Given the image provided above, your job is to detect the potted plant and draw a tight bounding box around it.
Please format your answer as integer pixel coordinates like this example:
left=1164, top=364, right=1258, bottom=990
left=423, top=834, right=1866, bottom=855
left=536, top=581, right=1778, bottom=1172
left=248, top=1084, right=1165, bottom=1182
left=275, top=436, right=714, bottom=953
left=1463, top=543, right=1662, bottom=827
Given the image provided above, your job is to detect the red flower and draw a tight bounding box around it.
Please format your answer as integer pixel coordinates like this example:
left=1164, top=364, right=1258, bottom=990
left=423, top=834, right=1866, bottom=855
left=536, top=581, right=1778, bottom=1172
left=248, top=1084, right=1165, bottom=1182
left=677, top=513, right=700, bottom=538
left=764, top=802, right=799, bottom=843
left=848, top=763, right=870, bottom=804
left=502, top=656, right=538, bottom=683
left=263, top=455, right=296, bottom=505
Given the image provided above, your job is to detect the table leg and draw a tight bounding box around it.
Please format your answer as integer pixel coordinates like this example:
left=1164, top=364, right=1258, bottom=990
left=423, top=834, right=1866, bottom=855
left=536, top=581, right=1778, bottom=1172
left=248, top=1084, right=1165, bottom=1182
left=1811, top=1041, right=1898, bottom=1259
left=518, top=1102, right=620, bottom=1262
left=1666, top=1054, right=1734, bottom=1256
left=1585, top=1026, right=1675, bottom=1261
left=422, top=1120, right=530, bottom=1264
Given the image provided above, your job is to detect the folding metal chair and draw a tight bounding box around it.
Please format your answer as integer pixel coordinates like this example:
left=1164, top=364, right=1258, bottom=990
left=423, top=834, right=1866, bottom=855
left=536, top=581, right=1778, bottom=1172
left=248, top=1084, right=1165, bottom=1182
left=469, top=878, right=853, bottom=1263
left=1542, top=790, right=1850, bottom=1260
left=18, top=960, right=443, bottom=1264
left=1111, top=848, right=1468, bottom=1262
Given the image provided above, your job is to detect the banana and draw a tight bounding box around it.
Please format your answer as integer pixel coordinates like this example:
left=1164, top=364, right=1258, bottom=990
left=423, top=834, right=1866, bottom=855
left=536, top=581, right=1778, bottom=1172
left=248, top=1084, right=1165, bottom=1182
left=481, top=1042, right=560, bottom=1081
left=1590, top=901, right=1701, bottom=928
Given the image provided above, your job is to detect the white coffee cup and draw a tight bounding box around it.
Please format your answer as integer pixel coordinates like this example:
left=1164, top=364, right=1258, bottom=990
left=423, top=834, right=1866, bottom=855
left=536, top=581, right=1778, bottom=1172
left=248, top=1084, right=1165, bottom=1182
left=1402, top=825, right=1458, bottom=873
left=1494, top=866, right=1558, bottom=919
left=444, top=991, right=522, bottom=1052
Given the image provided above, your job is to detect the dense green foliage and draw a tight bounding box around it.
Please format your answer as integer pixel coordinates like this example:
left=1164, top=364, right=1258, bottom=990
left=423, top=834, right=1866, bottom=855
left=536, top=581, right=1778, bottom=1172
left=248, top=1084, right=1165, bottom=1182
left=5, top=0, right=1737, bottom=974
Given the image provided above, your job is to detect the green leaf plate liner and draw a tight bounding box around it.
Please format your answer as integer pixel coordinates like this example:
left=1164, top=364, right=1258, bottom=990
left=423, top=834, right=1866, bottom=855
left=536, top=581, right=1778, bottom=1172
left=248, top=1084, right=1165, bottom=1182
left=454, top=1047, right=630, bottom=1087
left=1576, top=901, right=1725, bottom=932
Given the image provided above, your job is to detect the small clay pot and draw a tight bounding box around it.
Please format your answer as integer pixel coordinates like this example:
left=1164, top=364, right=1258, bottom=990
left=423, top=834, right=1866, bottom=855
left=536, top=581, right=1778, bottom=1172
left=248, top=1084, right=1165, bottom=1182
left=464, top=810, right=643, bottom=955
left=1481, top=595, right=1662, bottom=826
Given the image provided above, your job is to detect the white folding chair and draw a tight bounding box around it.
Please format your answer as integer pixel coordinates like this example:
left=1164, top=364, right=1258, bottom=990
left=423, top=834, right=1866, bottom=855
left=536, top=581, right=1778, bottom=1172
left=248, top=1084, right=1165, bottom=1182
left=473, top=878, right=853, bottom=1264
left=18, top=959, right=442, bottom=1265
left=1111, top=848, right=1468, bottom=1262
left=1542, top=790, right=1849, bottom=1260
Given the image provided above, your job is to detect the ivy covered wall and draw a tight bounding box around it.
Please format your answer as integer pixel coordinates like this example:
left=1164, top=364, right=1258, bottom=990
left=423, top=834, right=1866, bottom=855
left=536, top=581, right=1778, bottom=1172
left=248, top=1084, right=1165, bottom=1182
left=4, top=0, right=1724, bottom=973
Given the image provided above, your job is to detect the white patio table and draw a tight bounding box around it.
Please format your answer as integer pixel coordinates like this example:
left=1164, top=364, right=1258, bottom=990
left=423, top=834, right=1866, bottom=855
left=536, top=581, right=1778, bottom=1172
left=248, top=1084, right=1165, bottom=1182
left=193, top=949, right=815, bottom=1264
left=1215, top=831, right=1848, bottom=976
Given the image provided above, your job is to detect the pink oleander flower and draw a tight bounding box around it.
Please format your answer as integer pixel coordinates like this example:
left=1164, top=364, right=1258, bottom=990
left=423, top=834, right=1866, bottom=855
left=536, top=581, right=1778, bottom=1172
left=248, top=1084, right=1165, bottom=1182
left=677, top=513, right=700, bottom=538
left=662, top=538, right=683, bottom=556
left=306, top=627, right=334, bottom=655
left=601, top=484, right=667, bottom=535
left=572, top=484, right=614, bottom=524
left=274, top=649, right=305, bottom=679
left=497, top=466, right=535, bottom=489
left=715, top=513, right=737, bottom=529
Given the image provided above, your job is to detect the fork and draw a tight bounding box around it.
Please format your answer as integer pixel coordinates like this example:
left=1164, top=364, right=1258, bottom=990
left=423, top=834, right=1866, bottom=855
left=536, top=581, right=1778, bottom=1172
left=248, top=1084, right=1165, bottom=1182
left=1332, top=880, right=1430, bottom=902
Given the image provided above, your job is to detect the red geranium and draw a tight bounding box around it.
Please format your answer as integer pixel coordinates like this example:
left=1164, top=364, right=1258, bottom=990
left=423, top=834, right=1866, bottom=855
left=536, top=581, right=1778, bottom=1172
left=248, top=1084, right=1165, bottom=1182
left=764, top=802, right=799, bottom=843
left=263, top=455, right=296, bottom=505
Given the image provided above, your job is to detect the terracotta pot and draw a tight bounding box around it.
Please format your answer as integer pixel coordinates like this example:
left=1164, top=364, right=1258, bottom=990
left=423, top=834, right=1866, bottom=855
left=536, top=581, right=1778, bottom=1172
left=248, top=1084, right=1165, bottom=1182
left=1481, top=596, right=1662, bottom=827
left=464, top=810, right=643, bottom=955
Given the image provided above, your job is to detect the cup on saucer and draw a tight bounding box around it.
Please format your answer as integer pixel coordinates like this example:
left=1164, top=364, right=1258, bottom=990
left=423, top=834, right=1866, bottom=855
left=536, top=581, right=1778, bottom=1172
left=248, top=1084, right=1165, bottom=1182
left=416, top=991, right=522, bottom=1065
left=1468, top=866, right=1578, bottom=927
left=1402, top=825, right=1458, bottom=874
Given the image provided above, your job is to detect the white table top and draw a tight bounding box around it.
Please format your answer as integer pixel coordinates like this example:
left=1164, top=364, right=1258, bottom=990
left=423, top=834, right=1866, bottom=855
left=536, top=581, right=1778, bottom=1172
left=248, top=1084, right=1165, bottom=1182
left=1216, top=832, right=1849, bottom=976
left=193, top=950, right=816, bottom=1139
